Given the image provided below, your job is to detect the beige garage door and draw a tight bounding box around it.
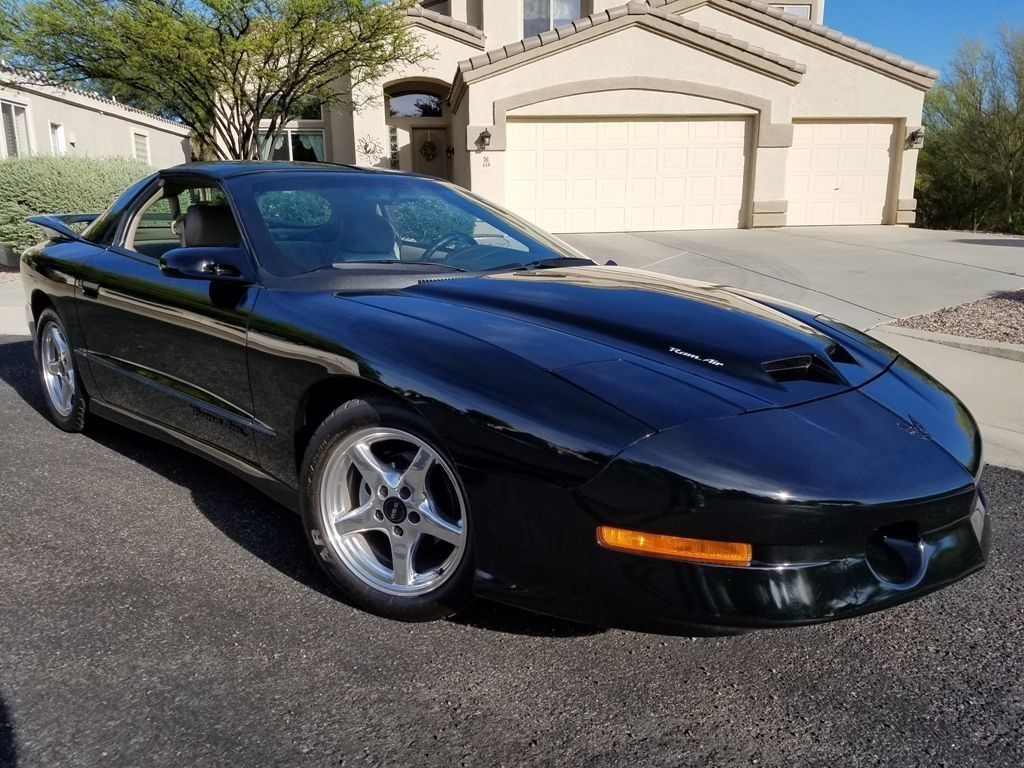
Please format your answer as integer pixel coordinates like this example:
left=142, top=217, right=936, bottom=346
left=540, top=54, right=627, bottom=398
left=786, top=122, right=895, bottom=226
left=505, top=118, right=750, bottom=234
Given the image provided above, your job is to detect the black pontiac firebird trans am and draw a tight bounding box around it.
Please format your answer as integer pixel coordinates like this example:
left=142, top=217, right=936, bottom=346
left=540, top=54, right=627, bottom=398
left=21, top=161, right=989, bottom=633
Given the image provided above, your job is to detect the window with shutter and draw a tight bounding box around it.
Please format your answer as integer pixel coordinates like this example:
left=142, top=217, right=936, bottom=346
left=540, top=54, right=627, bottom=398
left=133, top=132, right=149, bottom=163
left=1, top=102, right=28, bottom=157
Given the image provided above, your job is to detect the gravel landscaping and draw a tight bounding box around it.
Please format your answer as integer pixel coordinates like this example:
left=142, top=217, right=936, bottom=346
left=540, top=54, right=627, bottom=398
left=892, top=289, right=1024, bottom=345
left=0, top=268, right=19, bottom=285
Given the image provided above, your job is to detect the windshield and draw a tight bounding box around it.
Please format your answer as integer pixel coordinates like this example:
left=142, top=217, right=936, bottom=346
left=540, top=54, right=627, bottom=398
left=226, top=171, right=590, bottom=277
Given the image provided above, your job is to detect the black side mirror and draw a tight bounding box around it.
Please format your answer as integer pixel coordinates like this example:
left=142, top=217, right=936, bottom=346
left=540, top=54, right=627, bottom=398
left=159, top=246, right=253, bottom=284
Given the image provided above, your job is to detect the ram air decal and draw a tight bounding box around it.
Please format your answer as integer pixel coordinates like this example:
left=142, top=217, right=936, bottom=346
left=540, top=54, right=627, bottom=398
left=668, top=347, right=725, bottom=367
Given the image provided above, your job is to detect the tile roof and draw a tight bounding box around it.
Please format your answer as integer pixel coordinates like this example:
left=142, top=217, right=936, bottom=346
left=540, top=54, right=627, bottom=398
left=457, top=2, right=807, bottom=76
left=650, top=0, right=939, bottom=79
left=0, top=66, right=189, bottom=131
left=405, top=7, right=484, bottom=39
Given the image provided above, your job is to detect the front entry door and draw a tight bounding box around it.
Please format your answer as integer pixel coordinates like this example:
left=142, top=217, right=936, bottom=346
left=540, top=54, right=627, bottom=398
left=411, top=128, right=449, bottom=180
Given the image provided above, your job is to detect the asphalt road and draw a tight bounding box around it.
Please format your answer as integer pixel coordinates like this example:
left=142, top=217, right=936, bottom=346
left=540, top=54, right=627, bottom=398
left=0, top=334, right=1022, bottom=768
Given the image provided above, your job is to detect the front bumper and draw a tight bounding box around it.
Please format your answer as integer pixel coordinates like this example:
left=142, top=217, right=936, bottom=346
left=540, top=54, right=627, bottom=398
left=475, top=495, right=989, bottom=633
left=471, top=361, right=989, bottom=633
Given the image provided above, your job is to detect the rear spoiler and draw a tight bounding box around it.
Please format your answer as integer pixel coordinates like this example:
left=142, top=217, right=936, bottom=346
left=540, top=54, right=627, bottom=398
left=26, top=213, right=99, bottom=243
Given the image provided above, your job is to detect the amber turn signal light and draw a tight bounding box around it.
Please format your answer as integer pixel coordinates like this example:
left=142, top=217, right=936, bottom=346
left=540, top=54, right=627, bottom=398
left=596, top=526, right=752, bottom=566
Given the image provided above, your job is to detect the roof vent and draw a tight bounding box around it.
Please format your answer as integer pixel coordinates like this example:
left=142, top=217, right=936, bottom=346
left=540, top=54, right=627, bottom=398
left=763, top=354, right=846, bottom=385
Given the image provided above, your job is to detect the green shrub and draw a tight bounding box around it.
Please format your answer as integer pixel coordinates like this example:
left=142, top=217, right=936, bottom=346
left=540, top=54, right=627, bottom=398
left=0, top=155, right=152, bottom=254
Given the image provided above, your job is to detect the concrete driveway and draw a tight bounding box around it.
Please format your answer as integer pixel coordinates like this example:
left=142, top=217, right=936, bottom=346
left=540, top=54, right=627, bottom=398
left=563, top=226, right=1024, bottom=330
left=0, top=278, right=23, bottom=336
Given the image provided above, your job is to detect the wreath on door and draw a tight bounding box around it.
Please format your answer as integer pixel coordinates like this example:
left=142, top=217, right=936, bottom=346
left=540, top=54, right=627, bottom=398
left=419, top=139, right=438, bottom=162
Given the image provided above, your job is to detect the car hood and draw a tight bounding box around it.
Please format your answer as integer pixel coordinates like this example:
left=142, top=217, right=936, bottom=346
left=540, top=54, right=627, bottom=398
left=347, top=265, right=896, bottom=429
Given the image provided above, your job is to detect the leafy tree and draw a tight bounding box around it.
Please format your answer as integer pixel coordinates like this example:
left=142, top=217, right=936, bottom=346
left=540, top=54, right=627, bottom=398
left=0, top=0, right=426, bottom=160
left=919, top=29, right=1024, bottom=233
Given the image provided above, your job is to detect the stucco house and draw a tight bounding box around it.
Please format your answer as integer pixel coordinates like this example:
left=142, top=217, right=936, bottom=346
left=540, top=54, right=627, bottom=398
left=270, top=0, right=935, bottom=233
left=0, top=70, right=191, bottom=167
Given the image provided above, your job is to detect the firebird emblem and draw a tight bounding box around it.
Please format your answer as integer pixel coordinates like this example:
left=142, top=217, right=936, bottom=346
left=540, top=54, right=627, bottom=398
left=669, top=347, right=724, bottom=367
left=899, top=416, right=932, bottom=440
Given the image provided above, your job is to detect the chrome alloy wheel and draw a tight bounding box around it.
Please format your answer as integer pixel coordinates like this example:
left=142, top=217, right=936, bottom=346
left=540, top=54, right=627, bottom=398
left=319, top=427, right=467, bottom=596
left=41, top=322, right=75, bottom=417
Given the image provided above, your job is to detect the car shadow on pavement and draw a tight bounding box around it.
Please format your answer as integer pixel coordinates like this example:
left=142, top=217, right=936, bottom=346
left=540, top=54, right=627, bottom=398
left=0, top=337, right=49, bottom=421
left=88, top=422, right=605, bottom=637
left=0, top=694, right=17, bottom=768
left=955, top=238, right=1024, bottom=247
left=450, top=600, right=604, bottom=637
left=0, top=336, right=603, bottom=638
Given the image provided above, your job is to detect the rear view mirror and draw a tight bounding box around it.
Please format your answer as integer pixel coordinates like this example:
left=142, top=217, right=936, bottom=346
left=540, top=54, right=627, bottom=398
left=159, top=246, right=253, bottom=284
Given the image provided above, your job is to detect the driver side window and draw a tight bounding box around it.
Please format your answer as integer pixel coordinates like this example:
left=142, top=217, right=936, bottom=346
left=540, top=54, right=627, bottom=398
left=125, top=186, right=231, bottom=258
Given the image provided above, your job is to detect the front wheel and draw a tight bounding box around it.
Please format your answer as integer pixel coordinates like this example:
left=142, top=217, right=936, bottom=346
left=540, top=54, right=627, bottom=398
left=300, top=399, right=474, bottom=621
left=35, top=308, right=87, bottom=432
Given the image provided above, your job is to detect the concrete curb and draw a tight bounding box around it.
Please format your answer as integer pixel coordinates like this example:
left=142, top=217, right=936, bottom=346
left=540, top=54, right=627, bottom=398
left=877, top=324, right=1024, bottom=364
left=0, top=276, right=27, bottom=336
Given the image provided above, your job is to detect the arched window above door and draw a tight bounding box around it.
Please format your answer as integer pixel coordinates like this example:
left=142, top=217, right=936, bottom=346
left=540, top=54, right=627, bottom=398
left=387, top=91, right=444, bottom=119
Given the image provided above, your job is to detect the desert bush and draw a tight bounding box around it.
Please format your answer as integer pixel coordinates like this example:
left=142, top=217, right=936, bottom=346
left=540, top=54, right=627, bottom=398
left=0, top=155, right=151, bottom=255
left=919, top=30, right=1024, bottom=233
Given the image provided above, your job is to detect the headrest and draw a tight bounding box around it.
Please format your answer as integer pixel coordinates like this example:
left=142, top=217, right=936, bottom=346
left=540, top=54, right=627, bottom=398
left=183, top=205, right=240, bottom=248
left=342, top=213, right=396, bottom=255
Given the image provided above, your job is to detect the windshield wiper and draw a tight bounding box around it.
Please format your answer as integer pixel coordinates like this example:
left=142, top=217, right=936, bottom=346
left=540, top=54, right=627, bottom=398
left=485, top=256, right=595, bottom=272
left=333, top=260, right=468, bottom=272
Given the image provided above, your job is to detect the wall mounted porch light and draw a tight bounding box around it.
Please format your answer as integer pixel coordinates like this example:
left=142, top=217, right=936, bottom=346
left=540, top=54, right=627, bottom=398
left=906, top=127, right=926, bottom=150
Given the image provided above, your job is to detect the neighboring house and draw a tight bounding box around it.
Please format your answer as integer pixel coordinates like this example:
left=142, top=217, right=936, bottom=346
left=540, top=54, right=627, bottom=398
left=0, top=70, right=191, bottom=167
left=272, top=0, right=935, bottom=233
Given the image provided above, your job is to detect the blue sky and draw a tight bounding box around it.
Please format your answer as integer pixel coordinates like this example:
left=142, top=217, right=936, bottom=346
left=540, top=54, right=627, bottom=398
left=825, top=0, right=1016, bottom=76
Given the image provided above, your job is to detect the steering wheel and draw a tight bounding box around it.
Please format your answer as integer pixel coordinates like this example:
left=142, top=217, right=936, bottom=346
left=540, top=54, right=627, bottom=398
left=421, top=232, right=477, bottom=262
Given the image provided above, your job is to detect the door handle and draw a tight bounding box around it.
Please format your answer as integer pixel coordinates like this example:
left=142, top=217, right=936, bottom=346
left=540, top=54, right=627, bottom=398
left=80, top=280, right=100, bottom=298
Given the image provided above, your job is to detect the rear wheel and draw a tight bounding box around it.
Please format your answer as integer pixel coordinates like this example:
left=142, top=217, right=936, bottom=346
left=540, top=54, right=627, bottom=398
left=300, top=399, right=473, bottom=621
left=35, top=308, right=87, bottom=432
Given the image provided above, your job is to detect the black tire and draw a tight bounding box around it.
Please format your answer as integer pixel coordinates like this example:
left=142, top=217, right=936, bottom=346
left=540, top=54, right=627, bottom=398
left=34, top=307, right=88, bottom=432
left=300, top=397, right=474, bottom=621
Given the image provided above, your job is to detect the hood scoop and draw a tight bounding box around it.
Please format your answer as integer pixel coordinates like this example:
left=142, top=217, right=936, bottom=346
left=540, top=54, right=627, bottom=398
left=763, top=343, right=854, bottom=385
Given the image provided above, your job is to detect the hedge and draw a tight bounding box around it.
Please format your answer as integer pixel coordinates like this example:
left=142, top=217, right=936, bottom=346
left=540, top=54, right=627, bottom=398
left=0, top=155, right=152, bottom=257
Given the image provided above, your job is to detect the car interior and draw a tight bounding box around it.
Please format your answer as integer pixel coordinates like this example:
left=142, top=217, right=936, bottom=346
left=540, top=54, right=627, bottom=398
left=128, top=185, right=412, bottom=274
left=128, top=186, right=241, bottom=259
left=124, top=177, right=544, bottom=278
left=267, top=201, right=402, bottom=274
left=244, top=185, right=527, bottom=276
